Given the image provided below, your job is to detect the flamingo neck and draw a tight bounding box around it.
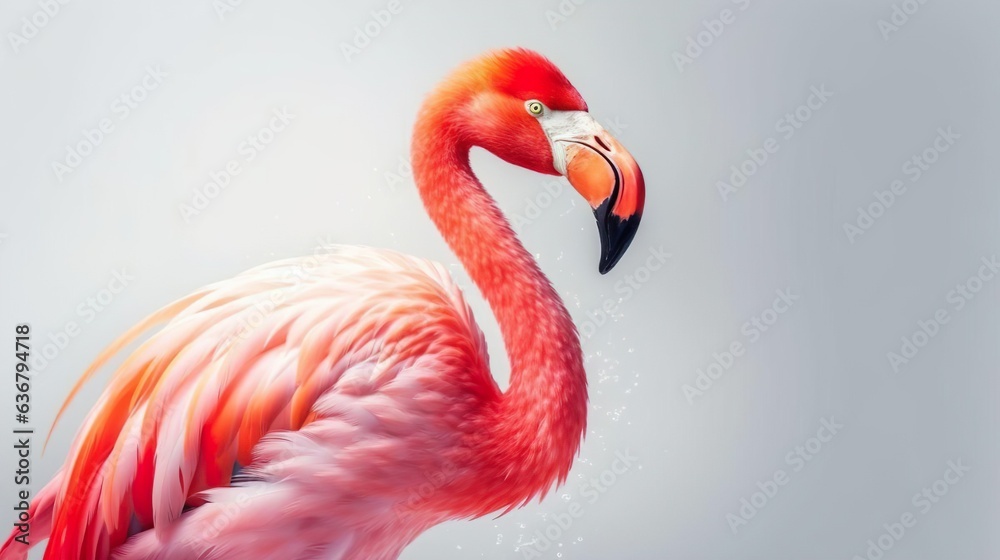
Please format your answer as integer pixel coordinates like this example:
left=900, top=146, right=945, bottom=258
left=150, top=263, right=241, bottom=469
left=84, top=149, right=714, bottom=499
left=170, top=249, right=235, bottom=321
left=411, top=104, right=587, bottom=498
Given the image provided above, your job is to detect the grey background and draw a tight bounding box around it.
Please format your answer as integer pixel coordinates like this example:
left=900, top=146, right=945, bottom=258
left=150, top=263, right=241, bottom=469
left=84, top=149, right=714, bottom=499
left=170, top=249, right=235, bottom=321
left=1, top=0, right=997, bottom=558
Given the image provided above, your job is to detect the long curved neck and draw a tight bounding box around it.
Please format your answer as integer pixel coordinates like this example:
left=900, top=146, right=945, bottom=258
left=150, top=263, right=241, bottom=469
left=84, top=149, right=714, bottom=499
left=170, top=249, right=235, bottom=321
left=411, top=98, right=587, bottom=496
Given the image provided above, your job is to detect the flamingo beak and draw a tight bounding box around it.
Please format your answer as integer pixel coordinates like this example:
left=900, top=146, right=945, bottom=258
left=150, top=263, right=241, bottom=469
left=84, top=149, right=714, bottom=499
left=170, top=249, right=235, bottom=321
left=556, top=121, right=645, bottom=274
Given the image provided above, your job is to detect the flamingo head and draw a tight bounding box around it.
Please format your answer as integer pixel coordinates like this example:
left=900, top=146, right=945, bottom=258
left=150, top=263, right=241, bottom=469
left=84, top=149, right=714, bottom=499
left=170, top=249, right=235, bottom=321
left=441, top=48, right=646, bottom=274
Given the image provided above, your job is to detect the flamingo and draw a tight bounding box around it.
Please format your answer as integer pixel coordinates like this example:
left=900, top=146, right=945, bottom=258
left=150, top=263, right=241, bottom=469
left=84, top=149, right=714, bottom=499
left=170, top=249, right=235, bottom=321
left=1, top=47, right=645, bottom=560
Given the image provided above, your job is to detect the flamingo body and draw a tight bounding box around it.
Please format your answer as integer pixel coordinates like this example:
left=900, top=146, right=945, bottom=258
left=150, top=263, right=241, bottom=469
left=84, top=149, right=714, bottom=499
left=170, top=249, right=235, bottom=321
left=1, top=48, right=645, bottom=559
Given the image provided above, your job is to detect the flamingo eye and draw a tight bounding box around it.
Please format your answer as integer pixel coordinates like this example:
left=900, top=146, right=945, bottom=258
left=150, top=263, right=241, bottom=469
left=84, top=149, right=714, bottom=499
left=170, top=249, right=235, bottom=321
left=526, top=100, right=545, bottom=116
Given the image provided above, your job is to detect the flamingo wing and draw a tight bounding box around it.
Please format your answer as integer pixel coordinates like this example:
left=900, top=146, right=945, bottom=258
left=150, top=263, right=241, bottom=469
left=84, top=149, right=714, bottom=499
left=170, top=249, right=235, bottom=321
left=6, top=246, right=497, bottom=560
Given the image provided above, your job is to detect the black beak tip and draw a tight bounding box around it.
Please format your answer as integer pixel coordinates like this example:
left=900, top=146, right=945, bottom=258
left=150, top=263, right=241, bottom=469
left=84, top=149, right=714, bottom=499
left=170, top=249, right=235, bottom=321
left=598, top=249, right=624, bottom=275
left=594, top=201, right=641, bottom=275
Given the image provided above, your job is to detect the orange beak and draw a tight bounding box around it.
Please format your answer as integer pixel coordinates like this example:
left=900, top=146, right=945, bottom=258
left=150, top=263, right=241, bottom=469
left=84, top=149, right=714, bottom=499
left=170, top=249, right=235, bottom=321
left=559, top=124, right=645, bottom=274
